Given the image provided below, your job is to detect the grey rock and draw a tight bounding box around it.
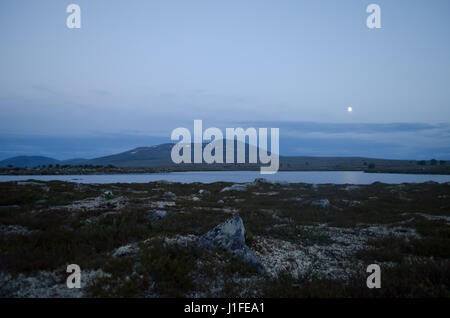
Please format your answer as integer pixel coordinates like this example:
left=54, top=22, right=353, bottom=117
left=103, top=190, right=113, bottom=199
left=151, top=201, right=175, bottom=208
left=113, top=243, right=140, bottom=258
left=252, top=178, right=269, bottom=185
left=198, top=216, right=264, bottom=273
left=311, top=199, right=330, bottom=208
left=220, top=184, right=248, bottom=192
left=0, top=270, right=107, bottom=297
left=217, top=200, right=224, bottom=204
left=0, top=225, right=31, bottom=236
left=146, top=210, right=167, bottom=221
left=344, top=185, right=360, bottom=191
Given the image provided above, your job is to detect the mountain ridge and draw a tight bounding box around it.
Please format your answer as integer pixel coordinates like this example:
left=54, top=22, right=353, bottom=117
left=0, top=142, right=434, bottom=173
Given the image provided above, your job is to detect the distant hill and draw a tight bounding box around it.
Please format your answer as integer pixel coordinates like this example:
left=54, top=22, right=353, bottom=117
left=85, top=144, right=174, bottom=167
left=75, top=142, right=418, bottom=171
left=1, top=142, right=446, bottom=173
left=83, top=142, right=262, bottom=168
left=0, top=156, right=61, bottom=168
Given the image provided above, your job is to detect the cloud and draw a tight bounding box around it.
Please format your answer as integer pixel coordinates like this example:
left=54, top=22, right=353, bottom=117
left=240, top=122, right=450, bottom=159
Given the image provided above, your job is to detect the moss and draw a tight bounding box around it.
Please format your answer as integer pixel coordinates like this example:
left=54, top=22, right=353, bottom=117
left=140, top=239, right=201, bottom=297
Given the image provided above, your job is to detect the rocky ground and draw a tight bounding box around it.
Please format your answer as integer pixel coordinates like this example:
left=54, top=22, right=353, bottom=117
left=0, top=179, right=450, bottom=297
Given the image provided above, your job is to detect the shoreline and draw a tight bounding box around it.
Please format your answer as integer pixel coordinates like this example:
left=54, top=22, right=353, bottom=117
left=2, top=167, right=450, bottom=176
left=1, top=171, right=450, bottom=186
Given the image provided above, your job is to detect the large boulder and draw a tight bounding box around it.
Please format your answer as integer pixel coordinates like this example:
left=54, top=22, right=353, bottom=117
left=198, top=216, right=264, bottom=273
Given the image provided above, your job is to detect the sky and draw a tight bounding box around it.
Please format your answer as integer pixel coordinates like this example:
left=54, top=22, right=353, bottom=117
left=1, top=0, right=450, bottom=159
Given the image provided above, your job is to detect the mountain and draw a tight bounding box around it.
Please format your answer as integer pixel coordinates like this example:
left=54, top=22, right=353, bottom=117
left=77, top=143, right=418, bottom=171
left=0, top=142, right=262, bottom=168
left=85, top=144, right=174, bottom=167
left=0, top=156, right=61, bottom=168
left=0, top=142, right=442, bottom=172
left=82, top=142, right=260, bottom=167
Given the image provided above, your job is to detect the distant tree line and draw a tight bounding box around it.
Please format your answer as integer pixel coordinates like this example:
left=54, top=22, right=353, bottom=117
left=417, top=159, right=446, bottom=166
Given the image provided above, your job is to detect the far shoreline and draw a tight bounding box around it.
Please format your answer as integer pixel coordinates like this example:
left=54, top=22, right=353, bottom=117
left=2, top=167, right=450, bottom=176
left=2, top=170, right=450, bottom=185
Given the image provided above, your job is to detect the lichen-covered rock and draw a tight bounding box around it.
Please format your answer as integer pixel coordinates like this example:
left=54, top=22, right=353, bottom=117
left=113, top=243, right=140, bottom=258
left=49, top=195, right=127, bottom=212
left=252, top=178, right=269, bottom=185
left=220, top=184, right=248, bottom=192
left=150, top=201, right=175, bottom=208
left=198, top=216, right=264, bottom=273
left=163, top=191, right=176, bottom=198
left=311, top=199, right=330, bottom=208
left=146, top=210, right=167, bottom=222
left=0, top=269, right=108, bottom=298
left=0, top=225, right=32, bottom=236
left=103, top=190, right=114, bottom=199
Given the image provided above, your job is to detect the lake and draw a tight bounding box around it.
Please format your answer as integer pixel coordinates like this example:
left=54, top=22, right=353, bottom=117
left=1, top=171, right=450, bottom=184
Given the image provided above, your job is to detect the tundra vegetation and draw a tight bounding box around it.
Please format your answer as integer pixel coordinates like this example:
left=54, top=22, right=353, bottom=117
left=0, top=179, right=450, bottom=297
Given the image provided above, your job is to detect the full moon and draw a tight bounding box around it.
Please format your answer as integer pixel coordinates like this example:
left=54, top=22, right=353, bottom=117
left=347, top=106, right=353, bottom=113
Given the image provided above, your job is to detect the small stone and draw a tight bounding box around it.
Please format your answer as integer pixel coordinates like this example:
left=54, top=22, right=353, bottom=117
left=151, top=201, right=175, bottom=208
left=103, top=190, right=113, bottom=199
left=0, top=225, right=31, bottom=236
left=146, top=210, right=167, bottom=221
left=113, top=243, right=140, bottom=258
left=221, top=184, right=248, bottom=192
left=311, top=199, right=330, bottom=208
left=252, top=178, right=269, bottom=185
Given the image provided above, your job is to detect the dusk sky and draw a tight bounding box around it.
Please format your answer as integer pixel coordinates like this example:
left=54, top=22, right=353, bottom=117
left=1, top=0, right=449, bottom=159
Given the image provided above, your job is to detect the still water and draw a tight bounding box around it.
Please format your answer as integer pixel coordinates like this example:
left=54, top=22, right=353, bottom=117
left=1, top=171, right=450, bottom=184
